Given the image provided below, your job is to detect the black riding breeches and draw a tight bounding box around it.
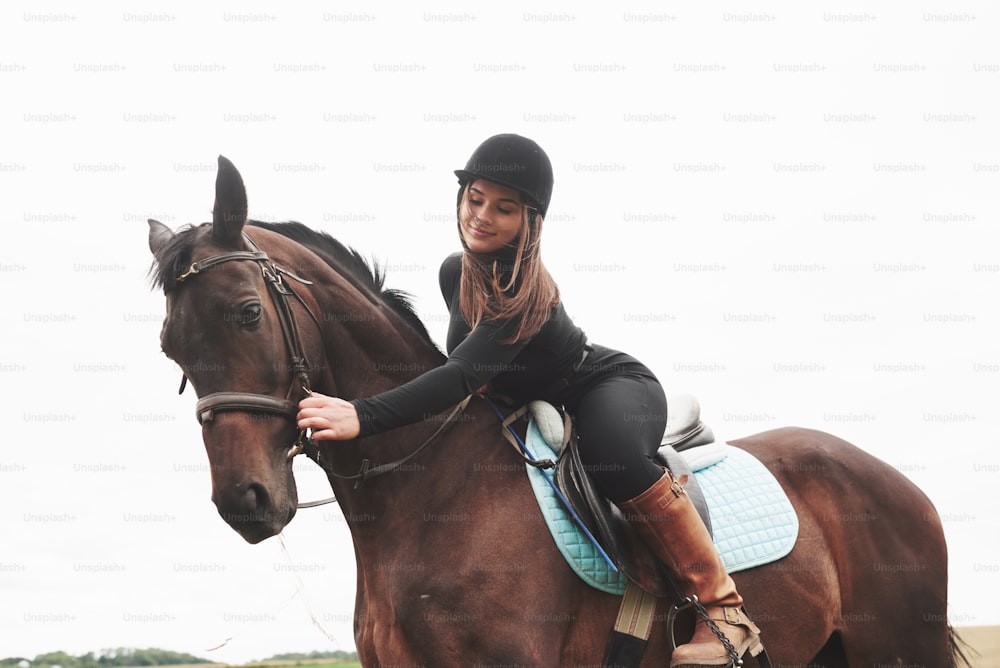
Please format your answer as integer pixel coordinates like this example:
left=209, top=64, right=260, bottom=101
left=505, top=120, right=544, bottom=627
left=557, top=344, right=669, bottom=504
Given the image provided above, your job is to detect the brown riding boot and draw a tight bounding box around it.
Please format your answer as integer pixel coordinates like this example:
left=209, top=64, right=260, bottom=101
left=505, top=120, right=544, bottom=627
left=617, top=470, right=763, bottom=668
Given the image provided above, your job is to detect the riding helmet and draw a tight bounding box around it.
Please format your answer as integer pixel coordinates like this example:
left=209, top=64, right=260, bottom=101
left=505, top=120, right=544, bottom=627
left=454, top=133, right=554, bottom=217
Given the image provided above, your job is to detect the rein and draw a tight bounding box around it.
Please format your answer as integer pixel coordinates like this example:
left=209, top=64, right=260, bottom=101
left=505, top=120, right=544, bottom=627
left=173, top=231, right=470, bottom=508
left=304, top=394, right=473, bottom=492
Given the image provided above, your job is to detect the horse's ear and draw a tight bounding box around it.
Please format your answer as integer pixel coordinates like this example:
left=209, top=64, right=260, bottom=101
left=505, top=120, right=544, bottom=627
left=148, top=219, right=174, bottom=256
left=212, top=155, right=248, bottom=246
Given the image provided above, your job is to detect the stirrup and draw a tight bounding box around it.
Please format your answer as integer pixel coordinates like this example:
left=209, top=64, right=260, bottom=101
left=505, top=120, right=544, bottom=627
left=666, top=596, right=753, bottom=668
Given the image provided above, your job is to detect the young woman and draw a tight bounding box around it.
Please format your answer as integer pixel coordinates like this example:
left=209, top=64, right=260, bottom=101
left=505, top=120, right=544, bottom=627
left=297, top=133, right=760, bottom=666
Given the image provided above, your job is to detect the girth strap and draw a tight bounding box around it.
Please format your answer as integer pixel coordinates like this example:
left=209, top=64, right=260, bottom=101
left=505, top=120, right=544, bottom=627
left=603, top=581, right=658, bottom=667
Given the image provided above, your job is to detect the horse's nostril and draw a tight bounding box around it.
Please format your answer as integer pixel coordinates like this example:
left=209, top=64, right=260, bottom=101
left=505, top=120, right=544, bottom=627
left=243, top=482, right=271, bottom=513
left=216, top=481, right=273, bottom=523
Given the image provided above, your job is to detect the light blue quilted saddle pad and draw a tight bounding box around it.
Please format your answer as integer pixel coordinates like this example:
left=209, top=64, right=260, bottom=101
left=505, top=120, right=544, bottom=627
left=525, top=418, right=799, bottom=595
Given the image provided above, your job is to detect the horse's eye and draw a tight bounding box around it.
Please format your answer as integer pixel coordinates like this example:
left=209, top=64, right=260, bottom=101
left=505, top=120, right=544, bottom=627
left=240, top=302, right=263, bottom=327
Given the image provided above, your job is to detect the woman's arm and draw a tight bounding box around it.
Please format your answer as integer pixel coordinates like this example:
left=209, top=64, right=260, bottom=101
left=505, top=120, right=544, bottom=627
left=298, top=252, right=528, bottom=440
left=346, top=318, right=527, bottom=438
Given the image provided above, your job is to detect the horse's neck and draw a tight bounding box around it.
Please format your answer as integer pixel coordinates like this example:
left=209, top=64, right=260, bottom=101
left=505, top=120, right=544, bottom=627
left=302, top=263, right=524, bottom=560
left=306, top=266, right=453, bottom=488
left=310, top=274, right=444, bottom=401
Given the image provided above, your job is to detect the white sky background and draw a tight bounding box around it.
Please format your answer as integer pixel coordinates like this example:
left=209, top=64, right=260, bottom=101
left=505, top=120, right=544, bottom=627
left=2, top=1, right=998, bottom=663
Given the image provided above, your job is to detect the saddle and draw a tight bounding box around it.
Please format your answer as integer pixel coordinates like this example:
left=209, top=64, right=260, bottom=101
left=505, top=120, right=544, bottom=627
left=513, top=396, right=785, bottom=668
left=533, top=394, right=716, bottom=599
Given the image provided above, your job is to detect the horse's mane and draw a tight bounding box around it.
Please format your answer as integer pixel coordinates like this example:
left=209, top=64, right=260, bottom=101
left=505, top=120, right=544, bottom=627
left=149, top=220, right=440, bottom=352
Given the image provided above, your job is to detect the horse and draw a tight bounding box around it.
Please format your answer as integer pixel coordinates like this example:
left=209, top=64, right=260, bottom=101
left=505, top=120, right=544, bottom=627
left=147, top=156, right=968, bottom=667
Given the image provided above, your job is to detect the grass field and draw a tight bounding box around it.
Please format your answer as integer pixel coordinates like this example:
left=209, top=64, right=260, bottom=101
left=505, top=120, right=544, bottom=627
left=206, top=662, right=358, bottom=668
left=220, top=632, right=1000, bottom=667
left=239, top=664, right=359, bottom=668
left=160, top=661, right=359, bottom=668
left=222, top=631, right=999, bottom=666
left=104, top=630, right=998, bottom=668
left=243, top=663, right=359, bottom=668
left=185, top=664, right=330, bottom=668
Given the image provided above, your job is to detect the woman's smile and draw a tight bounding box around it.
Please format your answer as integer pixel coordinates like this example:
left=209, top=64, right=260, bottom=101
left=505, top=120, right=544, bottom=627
left=466, top=221, right=495, bottom=239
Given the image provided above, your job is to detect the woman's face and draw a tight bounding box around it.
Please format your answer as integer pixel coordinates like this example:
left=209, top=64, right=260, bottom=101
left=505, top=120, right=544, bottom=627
left=459, top=179, right=525, bottom=254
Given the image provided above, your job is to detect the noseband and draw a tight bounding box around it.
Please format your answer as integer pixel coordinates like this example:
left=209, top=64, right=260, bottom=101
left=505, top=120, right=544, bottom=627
left=175, top=233, right=319, bottom=461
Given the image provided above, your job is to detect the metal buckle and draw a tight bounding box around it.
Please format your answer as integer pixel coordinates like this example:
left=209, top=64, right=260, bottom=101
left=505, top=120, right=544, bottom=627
left=669, top=473, right=688, bottom=498
left=176, top=263, right=200, bottom=282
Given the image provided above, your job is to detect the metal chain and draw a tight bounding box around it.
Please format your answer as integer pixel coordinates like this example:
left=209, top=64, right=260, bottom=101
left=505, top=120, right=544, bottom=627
left=692, top=597, right=741, bottom=667
left=672, top=595, right=742, bottom=667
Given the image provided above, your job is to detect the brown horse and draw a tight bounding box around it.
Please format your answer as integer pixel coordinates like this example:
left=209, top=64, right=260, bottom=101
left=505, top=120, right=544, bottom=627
left=148, top=156, right=967, bottom=667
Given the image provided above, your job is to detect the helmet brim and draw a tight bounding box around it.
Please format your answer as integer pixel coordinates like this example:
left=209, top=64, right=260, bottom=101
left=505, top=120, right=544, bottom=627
left=454, top=170, right=543, bottom=214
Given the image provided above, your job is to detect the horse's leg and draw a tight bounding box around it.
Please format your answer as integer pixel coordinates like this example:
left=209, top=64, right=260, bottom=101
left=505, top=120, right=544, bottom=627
left=352, top=586, right=376, bottom=666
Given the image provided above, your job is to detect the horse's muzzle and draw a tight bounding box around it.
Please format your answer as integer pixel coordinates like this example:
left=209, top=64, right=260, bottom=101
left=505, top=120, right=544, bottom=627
left=213, top=480, right=296, bottom=544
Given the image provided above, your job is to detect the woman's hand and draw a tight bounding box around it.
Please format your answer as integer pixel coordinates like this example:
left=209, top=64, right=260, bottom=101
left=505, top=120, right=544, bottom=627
left=297, top=392, right=361, bottom=440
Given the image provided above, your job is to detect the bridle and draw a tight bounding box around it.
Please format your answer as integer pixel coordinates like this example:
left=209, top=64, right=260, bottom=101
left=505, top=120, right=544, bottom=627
left=171, top=230, right=471, bottom=507
left=175, top=232, right=320, bottom=463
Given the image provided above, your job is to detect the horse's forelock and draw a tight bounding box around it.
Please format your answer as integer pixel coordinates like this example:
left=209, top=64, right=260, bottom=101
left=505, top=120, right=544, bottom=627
left=148, top=223, right=206, bottom=292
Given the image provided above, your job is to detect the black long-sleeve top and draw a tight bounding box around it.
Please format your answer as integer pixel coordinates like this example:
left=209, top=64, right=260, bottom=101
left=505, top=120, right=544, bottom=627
left=350, top=252, right=589, bottom=438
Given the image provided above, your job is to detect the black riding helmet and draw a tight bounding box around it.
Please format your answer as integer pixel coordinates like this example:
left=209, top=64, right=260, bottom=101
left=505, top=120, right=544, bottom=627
left=454, top=133, right=554, bottom=217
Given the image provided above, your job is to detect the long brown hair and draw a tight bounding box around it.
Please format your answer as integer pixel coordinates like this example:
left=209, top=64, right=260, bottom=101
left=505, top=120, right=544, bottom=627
left=457, top=182, right=560, bottom=344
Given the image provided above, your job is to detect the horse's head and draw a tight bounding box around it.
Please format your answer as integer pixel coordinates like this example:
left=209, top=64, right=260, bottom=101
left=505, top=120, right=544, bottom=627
left=148, top=156, right=324, bottom=543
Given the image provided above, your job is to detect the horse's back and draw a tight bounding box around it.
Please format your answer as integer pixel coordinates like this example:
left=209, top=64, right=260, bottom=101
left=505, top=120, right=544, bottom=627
left=728, top=425, right=942, bottom=537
